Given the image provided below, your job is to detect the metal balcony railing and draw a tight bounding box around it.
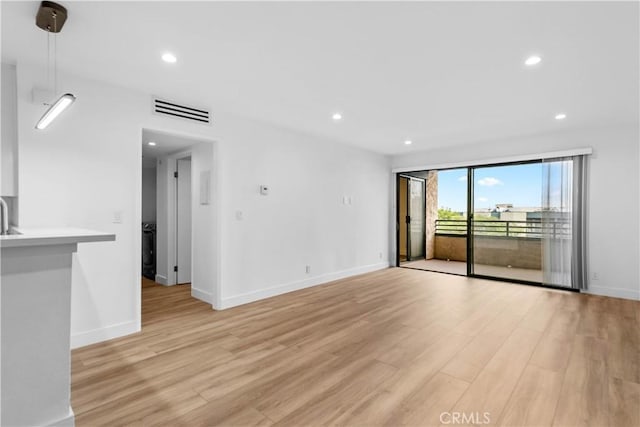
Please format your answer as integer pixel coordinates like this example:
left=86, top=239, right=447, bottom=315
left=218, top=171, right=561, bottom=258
left=435, top=218, right=571, bottom=238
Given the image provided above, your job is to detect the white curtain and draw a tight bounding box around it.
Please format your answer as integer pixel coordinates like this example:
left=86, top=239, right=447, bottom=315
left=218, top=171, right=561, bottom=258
left=541, top=158, right=573, bottom=287
left=571, top=156, right=588, bottom=290
left=541, top=156, right=588, bottom=289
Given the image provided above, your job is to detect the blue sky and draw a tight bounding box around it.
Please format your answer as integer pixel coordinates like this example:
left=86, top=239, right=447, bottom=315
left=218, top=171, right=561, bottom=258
left=437, top=164, right=544, bottom=212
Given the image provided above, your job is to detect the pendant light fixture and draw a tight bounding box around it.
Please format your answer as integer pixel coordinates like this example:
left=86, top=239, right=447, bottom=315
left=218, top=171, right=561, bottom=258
left=35, top=1, right=75, bottom=130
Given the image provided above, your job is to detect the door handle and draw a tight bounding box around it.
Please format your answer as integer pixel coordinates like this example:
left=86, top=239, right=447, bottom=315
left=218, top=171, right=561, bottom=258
left=406, top=215, right=411, bottom=224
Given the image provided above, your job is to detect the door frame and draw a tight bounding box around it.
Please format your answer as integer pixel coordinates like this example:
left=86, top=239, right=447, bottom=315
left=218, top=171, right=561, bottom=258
left=395, top=160, right=579, bottom=292
left=138, top=126, right=222, bottom=321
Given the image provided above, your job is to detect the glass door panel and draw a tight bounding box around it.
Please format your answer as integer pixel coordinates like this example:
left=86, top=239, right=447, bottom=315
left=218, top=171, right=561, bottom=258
left=398, top=176, right=409, bottom=263
left=409, top=178, right=426, bottom=260
left=469, top=162, right=543, bottom=283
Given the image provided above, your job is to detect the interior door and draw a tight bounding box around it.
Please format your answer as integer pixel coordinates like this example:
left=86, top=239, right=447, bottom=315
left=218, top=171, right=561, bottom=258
left=176, top=158, right=192, bottom=284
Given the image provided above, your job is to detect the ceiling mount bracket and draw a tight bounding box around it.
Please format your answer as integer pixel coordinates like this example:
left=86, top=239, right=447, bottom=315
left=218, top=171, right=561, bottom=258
left=36, top=1, right=68, bottom=33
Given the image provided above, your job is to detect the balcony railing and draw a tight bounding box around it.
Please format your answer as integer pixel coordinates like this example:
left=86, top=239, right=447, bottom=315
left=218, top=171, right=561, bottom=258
left=435, top=219, right=571, bottom=238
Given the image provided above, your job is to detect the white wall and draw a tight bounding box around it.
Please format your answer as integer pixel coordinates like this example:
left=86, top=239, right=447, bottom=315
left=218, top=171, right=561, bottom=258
left=391, top=124, right=640, bottom=300
left=155, top=157, right=169, bottom=285
left=187, top=143, right=216, bottom=304
left=14, top=63, right=390, bottom=347
left=141, top=165, right=156, bottom=223
left=16, top=64, right=144, bottom=347
left=213, top=115, right=390, bottom=307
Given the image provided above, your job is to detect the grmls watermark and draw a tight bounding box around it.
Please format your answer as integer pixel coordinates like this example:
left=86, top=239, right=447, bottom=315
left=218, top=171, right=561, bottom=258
left=440, top=412, right=491, bottom=425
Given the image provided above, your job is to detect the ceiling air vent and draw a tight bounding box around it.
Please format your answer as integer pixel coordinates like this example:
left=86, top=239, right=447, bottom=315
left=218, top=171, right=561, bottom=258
left=152, top=98, right=211, bottom=125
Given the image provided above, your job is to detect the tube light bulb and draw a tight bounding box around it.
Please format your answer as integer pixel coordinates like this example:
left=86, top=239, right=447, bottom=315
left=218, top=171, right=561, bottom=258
left=35, top=93, right=76, bottom=130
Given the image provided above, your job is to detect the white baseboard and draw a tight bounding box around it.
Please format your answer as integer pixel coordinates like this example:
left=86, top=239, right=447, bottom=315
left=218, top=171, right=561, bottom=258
left=192, top=287, right=213, bottom=304
left=155, top=274, right=167, bottom=285
left=220, top=262, right=390, bottom=309
left=71, top=320, right=140, bottom=349
left=584, top=286, right=640, bottom=301
left=45, top=406, right=74, bottom=427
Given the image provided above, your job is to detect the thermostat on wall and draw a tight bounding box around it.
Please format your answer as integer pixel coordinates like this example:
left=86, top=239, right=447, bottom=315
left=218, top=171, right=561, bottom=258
left=260, top=185, right=269, bottom=195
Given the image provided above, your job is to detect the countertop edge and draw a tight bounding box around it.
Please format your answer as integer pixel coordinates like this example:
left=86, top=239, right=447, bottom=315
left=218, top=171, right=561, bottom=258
left=0, top=228, right=116, bottom=249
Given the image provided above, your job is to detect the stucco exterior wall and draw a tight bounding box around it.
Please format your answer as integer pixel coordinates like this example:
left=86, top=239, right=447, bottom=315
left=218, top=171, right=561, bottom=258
left=435, top=235, right=543, bottom=270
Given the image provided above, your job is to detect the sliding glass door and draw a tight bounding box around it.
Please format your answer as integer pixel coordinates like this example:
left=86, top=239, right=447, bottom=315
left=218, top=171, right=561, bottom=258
left=469, top=162, right=544, bottom=283
left=398, top=156, right=582, bottom=289
left=468, top=160, right=574, bottom=287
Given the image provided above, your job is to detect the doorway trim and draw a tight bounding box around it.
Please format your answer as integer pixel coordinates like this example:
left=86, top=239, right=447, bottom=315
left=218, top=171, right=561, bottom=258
left=137, top=126, right=221, bottom=324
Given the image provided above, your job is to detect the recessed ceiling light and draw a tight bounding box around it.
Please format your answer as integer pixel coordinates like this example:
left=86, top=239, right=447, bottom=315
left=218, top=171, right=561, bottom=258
left=148, top=141, right=157, bottom=146
left=555, top=113, right=567, bottom=120
left=404, top=140, right=413, bottom=145
left=332, top=112, right=342, bottom=121
left=525, top=55, right=542, bottom=66
left=161, top=52, right=177, bottom=63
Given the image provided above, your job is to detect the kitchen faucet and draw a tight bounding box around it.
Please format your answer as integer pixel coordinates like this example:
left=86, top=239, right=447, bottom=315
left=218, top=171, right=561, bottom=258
left=0, top=197, right=9, bottom=235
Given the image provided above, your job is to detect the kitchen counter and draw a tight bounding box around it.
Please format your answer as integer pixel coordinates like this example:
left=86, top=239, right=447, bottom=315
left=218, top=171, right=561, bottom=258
left=0, top=227, right=115, bottom=248
left=1, top=227, right=115, bottom=426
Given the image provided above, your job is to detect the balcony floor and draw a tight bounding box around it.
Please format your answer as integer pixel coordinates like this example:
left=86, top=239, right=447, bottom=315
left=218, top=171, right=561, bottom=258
left=401, top=258, right=543, bottom=283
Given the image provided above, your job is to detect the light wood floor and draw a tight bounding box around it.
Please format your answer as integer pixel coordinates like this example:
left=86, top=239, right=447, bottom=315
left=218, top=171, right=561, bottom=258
left=71, top=269, right=640, bottom=426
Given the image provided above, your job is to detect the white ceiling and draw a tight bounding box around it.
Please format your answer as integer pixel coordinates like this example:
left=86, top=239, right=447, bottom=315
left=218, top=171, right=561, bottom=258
left=2, top=1, right=638, bottom=155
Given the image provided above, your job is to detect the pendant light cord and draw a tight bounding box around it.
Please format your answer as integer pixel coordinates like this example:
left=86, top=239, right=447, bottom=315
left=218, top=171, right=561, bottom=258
left=54, top=29, right=58, bottom=95
left=45, top=11, right=59, bottom=102
left=53, top=11, right=58, bottom=96
left=47, top=29, right=51, bottom=100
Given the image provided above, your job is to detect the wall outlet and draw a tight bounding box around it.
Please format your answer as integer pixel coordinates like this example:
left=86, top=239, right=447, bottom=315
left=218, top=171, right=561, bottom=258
left=592, top=271, right=599, bottom=281
left=305, top=265, right=311, bottom=274
left=112, top=211, right=123, bottom=224
left=379, top=252, right=383, bottom=259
